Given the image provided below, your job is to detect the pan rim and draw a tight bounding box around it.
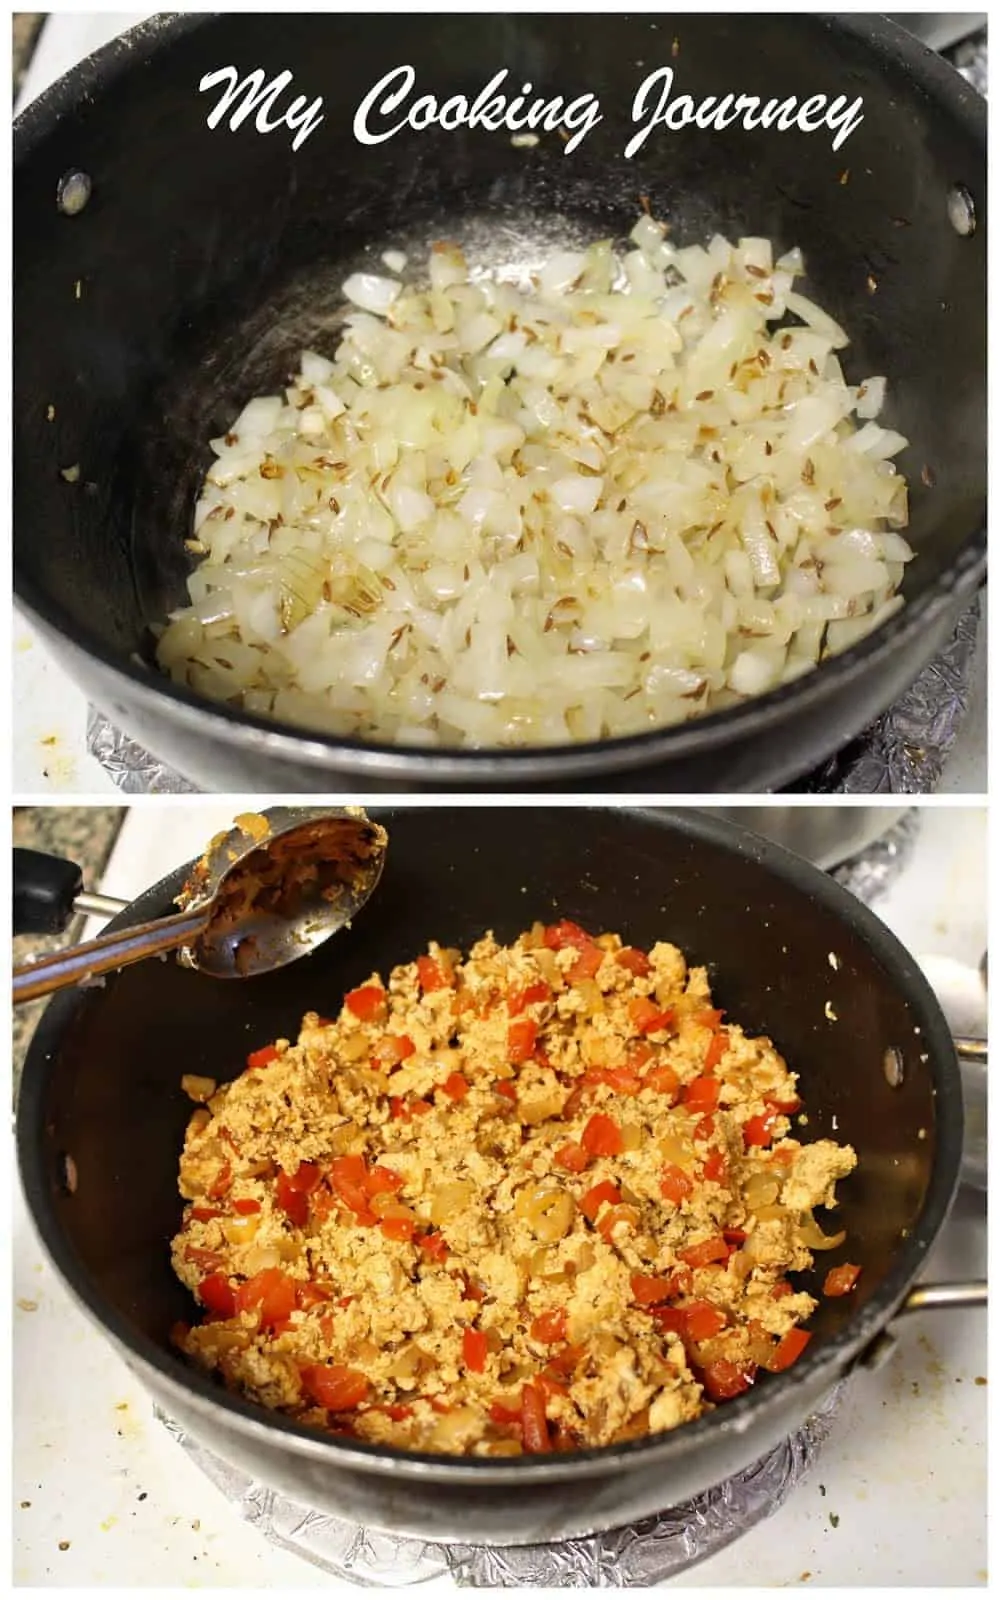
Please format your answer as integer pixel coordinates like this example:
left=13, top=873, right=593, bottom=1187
left=16, top=806, right=964, bottom=1484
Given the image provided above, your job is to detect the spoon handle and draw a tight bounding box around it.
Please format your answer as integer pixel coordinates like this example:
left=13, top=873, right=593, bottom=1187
left=12, top=907, right=210, bottom=1005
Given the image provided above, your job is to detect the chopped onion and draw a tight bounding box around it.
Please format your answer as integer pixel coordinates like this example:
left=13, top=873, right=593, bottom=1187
left=158, top=223, right=912, bottom=748
left=855, top=376, right=886, bottom=419
left=744, top=1174, right=780, bottom=1210
left=784, top=291, right=849, bottom=348
left=550, top=475, right=603, bottom=515
left=342, top=273, right=402, bottom=315
left=796, top=1214, right=847, bottom=1251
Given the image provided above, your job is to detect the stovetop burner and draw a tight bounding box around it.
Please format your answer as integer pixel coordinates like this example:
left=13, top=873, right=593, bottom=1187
left=157, top=1388, right=845, bottom=1588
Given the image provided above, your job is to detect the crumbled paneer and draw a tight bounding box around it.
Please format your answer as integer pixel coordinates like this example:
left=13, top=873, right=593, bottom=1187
left=171, top=920, right=858, bottom=1456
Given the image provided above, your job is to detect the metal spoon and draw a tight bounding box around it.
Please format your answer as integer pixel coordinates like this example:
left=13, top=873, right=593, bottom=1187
left=12, top=807, right=387, bottom=1006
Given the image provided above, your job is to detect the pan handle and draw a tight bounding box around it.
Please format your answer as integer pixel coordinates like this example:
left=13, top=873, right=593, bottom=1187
left=856, top=1279, right=986, bottom=1373
left=954, top=1038, right=987, bottom=1186
left=897, top=1281, right=987, bottom=1314
left=13, top=848, right=128, bottom=935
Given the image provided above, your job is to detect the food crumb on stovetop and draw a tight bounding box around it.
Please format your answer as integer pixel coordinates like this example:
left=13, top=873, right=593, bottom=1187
left=829, top=1511, right=840, bottom=1529
left=58, top=1542, right=70, bottom=1552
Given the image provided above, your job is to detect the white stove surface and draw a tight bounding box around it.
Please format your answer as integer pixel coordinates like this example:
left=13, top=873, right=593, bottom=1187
left=12, top=14, right=988, bottom=796
left=12, top=806, right=987, bottom=1586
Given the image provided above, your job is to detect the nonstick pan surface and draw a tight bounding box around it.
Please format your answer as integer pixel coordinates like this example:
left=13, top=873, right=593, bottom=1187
left=16, top=808, right=963, bottom=1541
left=13, top=14, right=986, bottom=792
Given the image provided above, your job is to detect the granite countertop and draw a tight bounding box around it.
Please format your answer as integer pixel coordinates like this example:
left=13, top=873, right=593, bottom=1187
left=12, top=14, right=44, bottom=99
left=13, top=806, right=124, bottom=1084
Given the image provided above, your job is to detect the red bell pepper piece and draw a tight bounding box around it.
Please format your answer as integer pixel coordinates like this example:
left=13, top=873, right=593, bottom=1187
left=416, top=955, right=450, bottom=992
left=246, top=1045, right=279, bottom=1070
left=683, top=1076, right=720, bottom=1113
left=508, top=981, right=552, bottom=1015
left=530, top=1309, right=568, bottom=1344
left=581, top=1113, right=623, bottom=1157
left=554, top=1141, right=590, bottom=1173
left=684, top=1301, right=728, bottom=1343
left=823, top=1263, right=861, bottom=1297
left=462, top=1327, right=489, bottom=1372
left=542, top=920, right=593, bottom=952
left=743, top=1107, right=783, bottom=1148
left=700, top=1358, right=756, bottom=1401
left=520, top=1382, right=551, bottom=1453
left=629, top=997, right=675, bottom=1035
left=198, top=1272, right=236, bottom=1318
left=766, top=1327, right=812, bottom=1371
left=345, top=985, right=386, bottom=1022
left=299, top=1364, right=369, bottom=1410
left=617, top=947, right=652, bottom=977
left=508, top=1017, right=539, bottom=1064
left=579, top=1180, right=622, bottom=1222
left=236, top=1268, right=297, bottom=1329
left=660, top=1163, right=693, bottom=1204
left=679, top=1235, right=730, bottom=1269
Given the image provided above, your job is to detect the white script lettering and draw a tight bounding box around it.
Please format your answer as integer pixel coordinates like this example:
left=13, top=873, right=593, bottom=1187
left=627, top=67, right=863, bottom=158
left=199, top=66, right=324, bottom=152
left=353, top=65, right=602, bottom=154
left=196, top=61, right=865, bottom=162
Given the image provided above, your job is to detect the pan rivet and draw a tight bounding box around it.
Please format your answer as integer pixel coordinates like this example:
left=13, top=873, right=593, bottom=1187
left=56, top=170, right=92, bottom=216
left=883, top=1046, right=904, bottom=1088
left=946, top=185, right=976, bottom=238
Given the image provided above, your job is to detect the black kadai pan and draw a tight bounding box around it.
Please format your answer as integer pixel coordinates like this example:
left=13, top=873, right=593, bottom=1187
left=16, top=808, right=981, bottom=1543
left=13, top=13, right=986, bottom=792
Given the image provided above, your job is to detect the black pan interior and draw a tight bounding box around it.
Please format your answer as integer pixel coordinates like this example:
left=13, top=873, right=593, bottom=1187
left=14, top=13, right=985, bottom=690
left=19, top=807, right=959, bottom=1435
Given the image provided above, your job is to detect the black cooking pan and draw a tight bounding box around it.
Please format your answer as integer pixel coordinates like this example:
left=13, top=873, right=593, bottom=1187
left=13, top=14, right=986, bottom=794
left=16, top=808, right=981, bottom=1544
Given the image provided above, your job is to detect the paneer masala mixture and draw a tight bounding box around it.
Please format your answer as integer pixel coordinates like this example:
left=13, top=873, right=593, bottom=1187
left=171, top=921, right=861, bottom=1456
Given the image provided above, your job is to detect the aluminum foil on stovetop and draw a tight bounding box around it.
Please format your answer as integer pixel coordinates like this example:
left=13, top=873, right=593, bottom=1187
left=157, top=1387, right=845, bottom=1588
